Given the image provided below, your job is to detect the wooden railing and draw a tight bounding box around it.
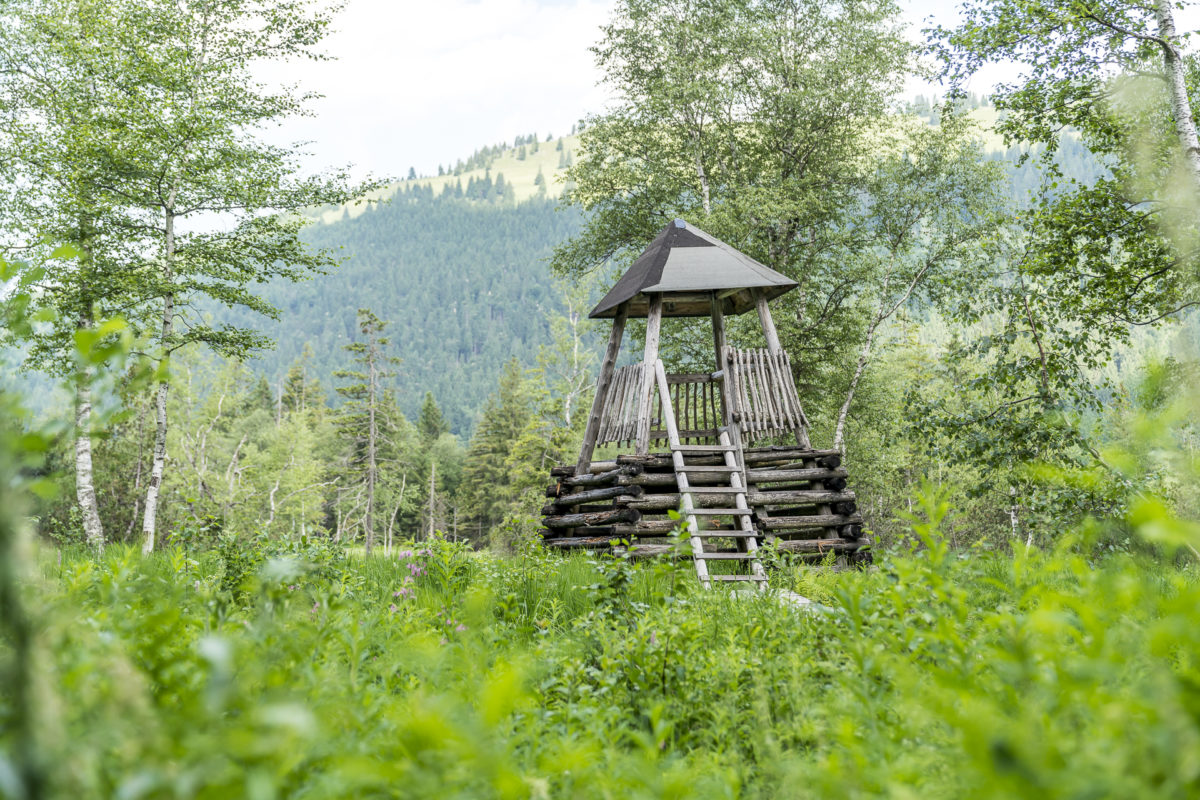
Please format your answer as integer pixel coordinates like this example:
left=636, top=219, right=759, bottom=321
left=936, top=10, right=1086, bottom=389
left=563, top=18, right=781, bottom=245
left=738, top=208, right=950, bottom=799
left=724, top=347, right=809, bottom=441
left=652, top=371, right=723, bottom=445
left=593, top=348, right=808, bottom=448
left=595, top=364, right=724, bottom=447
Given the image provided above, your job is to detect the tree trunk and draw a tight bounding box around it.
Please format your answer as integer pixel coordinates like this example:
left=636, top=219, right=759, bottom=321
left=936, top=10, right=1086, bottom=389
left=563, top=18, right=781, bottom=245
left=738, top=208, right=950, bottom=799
left=833, top=312, right=880, bottom=453
left=365, top=342, right=377, bottom=554
left=694, top=147, right=711, bottom=216
left=124, top=396, right=148, bottom=541
left=74, top=359, right=104, bottom=551
left=427, top=461, right=437, bottom=540
left=142, top=207, right=176, bottom=555
left=386, top=473, right=406, bottom=556
left=1156, top=0, right=1200, bottom=192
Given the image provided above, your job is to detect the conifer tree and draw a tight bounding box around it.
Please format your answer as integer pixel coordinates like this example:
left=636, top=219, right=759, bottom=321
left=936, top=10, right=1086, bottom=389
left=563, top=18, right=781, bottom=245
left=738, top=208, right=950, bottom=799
left=459, top=359, right=534, bottom=536
left=282, top=344, right=325, bottom=415
left=334, top=309, right=400, bottom=554
left=418, top=392, right=449, bottom=444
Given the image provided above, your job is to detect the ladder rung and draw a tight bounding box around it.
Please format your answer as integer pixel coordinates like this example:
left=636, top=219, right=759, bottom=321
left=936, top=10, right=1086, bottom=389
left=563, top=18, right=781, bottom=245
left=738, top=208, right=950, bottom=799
left=689, top=531, right=758, bottom=538
left=673, top=444, right=736, bottom=452
left=687, top=508, right=753, bottom=515
left=677, top=465, right=737, bottom=472
left=709, top=574, right=768, bottom=582
left=682, top=487, right=744, bottom=494
left=694, top=552, right=756, bottom=560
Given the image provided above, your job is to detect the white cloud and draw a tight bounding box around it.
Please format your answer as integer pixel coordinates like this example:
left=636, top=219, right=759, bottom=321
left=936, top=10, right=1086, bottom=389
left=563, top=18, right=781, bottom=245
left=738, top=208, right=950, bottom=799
left=261, top=0, right=1200, bottom=181
left=262, top=0, right=612, bottom=181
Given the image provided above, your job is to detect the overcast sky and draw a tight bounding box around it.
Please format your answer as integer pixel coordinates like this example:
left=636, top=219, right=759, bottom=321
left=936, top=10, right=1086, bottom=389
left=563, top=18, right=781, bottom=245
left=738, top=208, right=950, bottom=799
left=268, top=0, right=1194, bottom=183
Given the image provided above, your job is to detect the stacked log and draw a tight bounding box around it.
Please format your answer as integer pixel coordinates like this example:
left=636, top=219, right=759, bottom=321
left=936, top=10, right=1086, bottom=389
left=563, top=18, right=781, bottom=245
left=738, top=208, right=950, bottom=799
left=540, top=445, right=869, bottom=560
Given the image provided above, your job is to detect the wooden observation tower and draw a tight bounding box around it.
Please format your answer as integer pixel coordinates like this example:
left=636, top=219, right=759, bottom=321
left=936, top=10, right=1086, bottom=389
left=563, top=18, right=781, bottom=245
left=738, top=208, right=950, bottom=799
left=541, top=219, right=870, bottom=587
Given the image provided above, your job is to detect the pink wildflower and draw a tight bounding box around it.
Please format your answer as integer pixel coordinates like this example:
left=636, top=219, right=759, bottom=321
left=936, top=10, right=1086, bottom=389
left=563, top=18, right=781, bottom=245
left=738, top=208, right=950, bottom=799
left=455, top=624, right=467, bottom=632
left=389, top=603, right=397, bottom=613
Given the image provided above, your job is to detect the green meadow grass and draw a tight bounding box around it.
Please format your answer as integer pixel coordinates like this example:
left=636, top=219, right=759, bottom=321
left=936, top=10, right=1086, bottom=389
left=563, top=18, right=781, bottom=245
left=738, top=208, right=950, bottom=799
left=13, top=493, right=1200, bottom=798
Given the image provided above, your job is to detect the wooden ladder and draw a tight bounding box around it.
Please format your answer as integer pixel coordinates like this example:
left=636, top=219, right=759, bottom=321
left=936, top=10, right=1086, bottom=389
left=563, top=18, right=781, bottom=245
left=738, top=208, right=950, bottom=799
left=653, top=360, right=767, bottom=590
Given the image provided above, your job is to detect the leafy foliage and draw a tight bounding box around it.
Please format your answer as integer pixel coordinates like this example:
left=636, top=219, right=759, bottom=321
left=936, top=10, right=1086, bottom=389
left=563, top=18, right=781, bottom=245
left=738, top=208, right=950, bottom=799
left=6, top=455, right=1199, bottom=797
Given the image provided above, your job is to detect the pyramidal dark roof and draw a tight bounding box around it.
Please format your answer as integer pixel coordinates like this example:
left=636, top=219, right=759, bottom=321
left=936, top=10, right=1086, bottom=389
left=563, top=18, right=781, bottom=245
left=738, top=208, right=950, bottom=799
left=589, top=219, right=798, bottom=319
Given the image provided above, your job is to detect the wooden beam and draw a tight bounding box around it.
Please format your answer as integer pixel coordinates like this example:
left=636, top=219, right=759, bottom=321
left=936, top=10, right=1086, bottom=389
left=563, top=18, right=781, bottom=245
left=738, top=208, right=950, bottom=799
left=755, top=289, right=783, bottom=355
left=541, top=484, right=644, bottom=514
left=710, top=291, right=730, bottom=428
left=542, top=507, right=642, bottom=529
left=576, top=302, right=628, bottom=475
left=635, top=293, right=663, bottom=454
left=754, top=288, right=811, bottom=448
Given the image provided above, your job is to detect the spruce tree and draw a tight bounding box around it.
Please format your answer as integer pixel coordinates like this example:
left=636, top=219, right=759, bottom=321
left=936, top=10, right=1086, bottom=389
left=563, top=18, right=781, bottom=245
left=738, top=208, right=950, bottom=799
left=459, top=359, right=534, bottom=536
left=417, top=392, right=449, bottom=444
left=333, top=309, right=399, bottom=554
left=282, top=343, right=325, bottom=415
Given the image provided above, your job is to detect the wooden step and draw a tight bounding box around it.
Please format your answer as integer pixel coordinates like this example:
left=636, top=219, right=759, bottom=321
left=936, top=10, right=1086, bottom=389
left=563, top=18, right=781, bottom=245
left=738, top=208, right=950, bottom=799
left=683, top=487, right=745, bottom=494
left=709, top=574, right=768, bottom=582
left=689, top=531, right=758, bottom=538
left=677, top=465, right=737, bottom=473
left=673, top=444, right=736, bottom=453
left=686, top=508, right=753, bottom=516
left=694, top=552, right=756, bottom=560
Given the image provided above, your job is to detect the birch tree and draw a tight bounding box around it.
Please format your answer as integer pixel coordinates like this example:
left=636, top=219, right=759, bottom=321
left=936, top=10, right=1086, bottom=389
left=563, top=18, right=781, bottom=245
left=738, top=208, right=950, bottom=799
left=831, top=114, right=1003, bottom=451
left=554, top=0, right=916, bottom=409
left=0, top=0, right=146, bottom=549
left=924, top=0, right=1200, bottom=479
left=70, top=0, right=384, bottom=553
left=931, top=0, right=1200, bottom=195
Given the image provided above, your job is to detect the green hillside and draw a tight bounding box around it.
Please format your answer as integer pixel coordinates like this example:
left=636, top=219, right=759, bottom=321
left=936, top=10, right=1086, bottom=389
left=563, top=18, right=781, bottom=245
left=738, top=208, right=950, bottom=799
left=315, top=134, right=581, bottom=225
left=230, top=193, right=583, bottom=435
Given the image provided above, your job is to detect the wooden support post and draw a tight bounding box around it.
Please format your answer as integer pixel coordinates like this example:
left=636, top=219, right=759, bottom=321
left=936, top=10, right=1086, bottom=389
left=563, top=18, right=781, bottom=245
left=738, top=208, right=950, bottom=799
left=754, top=289, right=810, bottom=449
left=576, top=302, right=628, bottom=475
left=635, top=293, right=663, bottom=454
left=755, top=289, right=783, bottom=355
left=710, top=292, right=728, bottom=428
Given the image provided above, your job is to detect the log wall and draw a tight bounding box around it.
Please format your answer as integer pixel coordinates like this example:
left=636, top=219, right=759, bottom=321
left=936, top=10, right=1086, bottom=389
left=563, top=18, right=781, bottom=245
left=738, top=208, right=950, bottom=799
left=541, top=444, right=869, bottom=561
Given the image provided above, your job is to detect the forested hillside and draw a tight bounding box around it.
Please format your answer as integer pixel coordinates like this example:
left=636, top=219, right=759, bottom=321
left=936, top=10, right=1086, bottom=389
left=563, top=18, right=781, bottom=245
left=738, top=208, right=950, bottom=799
left=229, top=191, right=582, bottom=434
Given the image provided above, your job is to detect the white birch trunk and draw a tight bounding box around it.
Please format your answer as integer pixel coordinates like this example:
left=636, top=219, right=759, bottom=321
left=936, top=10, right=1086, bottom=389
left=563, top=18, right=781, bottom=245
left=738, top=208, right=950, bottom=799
left=1156, top=0, right=1200, bottom=192
left=694, top=149, right=711, bottom=216
left=142, top=206, right=176, bottom=555
left=365, top=342, right=377, bottom=554
left=832, top=318, right=878, bottom=454
left=427, top=461, right=436, bottom=541
left=74, top=363, right=104, bottom=551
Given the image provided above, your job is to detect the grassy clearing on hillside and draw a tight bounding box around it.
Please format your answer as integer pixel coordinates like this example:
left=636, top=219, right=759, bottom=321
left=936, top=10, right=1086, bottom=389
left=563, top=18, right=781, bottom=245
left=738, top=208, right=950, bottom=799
left=317, top=135, right=580, bottom=224
left=9, top=488, right=1199, bottom=799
